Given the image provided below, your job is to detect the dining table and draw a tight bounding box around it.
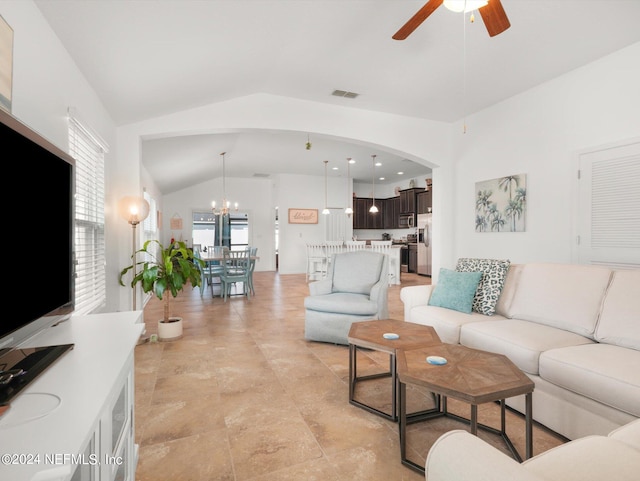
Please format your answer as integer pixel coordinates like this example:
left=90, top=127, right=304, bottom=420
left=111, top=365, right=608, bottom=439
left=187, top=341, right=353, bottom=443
left=199, top=249, right=259, bottom=298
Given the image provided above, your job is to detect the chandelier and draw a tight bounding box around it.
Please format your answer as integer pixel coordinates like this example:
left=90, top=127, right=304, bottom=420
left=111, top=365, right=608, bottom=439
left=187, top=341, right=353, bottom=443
left=211, top=151, right=238, bottom=215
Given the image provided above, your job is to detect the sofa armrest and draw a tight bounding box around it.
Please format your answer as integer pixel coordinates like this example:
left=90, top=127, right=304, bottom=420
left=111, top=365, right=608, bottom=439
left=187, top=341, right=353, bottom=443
left=400, top=285, right=434, bottom=321
left=308, top=279, right=332, bottom=296
left=425, top=430, right=544, bottom=481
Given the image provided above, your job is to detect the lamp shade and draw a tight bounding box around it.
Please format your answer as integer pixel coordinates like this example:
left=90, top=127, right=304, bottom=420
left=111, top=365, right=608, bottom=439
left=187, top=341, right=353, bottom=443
left=118, top=196, right=150, bottom=225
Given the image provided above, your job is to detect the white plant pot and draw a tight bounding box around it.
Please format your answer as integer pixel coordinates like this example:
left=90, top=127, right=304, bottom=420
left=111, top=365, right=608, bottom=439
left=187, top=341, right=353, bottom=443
left=157, top=316, right=183, bottom=341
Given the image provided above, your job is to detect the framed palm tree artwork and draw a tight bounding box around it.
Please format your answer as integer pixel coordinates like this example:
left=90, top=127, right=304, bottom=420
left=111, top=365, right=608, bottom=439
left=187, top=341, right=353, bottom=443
left=475, top=174, right=527, bottom=232
left=0, top=15, right=13, bottom=113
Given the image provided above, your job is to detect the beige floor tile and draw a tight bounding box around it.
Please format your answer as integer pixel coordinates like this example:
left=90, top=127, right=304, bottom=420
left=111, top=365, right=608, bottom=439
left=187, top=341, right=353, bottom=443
left=135, top=271, right=566, bottom=480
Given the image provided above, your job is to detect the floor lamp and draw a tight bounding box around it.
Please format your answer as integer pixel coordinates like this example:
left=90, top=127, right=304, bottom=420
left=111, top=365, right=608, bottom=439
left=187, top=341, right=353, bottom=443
left=118, top=196, right=150, bottom=310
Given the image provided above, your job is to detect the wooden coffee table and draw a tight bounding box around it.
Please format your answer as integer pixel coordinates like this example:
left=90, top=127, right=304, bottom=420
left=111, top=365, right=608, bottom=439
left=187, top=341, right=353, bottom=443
left=347, top=319, right=441, bottom=421
left=396, top=343, right=534, bottom=474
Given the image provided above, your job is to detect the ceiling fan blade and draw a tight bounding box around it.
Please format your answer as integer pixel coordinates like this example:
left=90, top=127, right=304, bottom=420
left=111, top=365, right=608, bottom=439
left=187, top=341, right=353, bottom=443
left=392, top=0, right=444, bottom=40
left=479, top=0, right=511, bottom=37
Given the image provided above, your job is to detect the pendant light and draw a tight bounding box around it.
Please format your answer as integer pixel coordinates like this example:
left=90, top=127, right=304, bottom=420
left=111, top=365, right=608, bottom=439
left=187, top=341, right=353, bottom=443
left=369, top=154, right=379, bottom=213
left=322, top=160, right=330, bottom=215
left=345, top=158, right=354, bottom=215
left=211, top=152, right=238, bottom=215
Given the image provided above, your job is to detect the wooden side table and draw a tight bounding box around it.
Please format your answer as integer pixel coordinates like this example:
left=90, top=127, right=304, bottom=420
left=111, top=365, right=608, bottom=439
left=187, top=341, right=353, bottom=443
left=396, top=343, right=534, bottom=474
left=347, top=319, right=441, bottom=421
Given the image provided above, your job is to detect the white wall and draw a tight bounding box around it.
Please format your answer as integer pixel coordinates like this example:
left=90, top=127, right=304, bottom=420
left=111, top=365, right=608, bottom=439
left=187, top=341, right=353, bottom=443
left=162, top=175, right=276, bottom=271
left=451, top=42, right=640, bottom=267
left=0, top=2, right=133, bottom=313
left=6, top=0, right=638, bottom=312
left=118, top=94, right=453, bottom=279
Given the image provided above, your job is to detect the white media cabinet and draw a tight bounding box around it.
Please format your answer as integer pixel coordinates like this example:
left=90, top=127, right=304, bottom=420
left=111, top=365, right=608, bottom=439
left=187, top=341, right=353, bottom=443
left=0, top=311, right=144, bottom=481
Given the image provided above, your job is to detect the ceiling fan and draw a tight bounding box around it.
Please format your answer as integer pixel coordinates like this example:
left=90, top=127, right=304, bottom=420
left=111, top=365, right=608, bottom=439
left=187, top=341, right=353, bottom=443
left=393, top=0, right=511, bottom=40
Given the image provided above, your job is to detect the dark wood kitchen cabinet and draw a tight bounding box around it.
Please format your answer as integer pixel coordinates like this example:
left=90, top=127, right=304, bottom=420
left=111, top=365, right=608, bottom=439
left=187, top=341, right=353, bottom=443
left=417, top=190, right=432, bottom=214
left=353, top=197, right=369, bottom=229
left=400, top=188, right=423, bottom=214
left=353, top=197, right=383, bottom=229
left=383, top=196, right=400, bottom=229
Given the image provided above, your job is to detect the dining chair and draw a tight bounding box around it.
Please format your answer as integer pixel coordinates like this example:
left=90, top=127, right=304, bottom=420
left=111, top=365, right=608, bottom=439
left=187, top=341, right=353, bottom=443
left=324, top=240, right=345, bottom=273
left=247, top=247, right=258, bottom=295
left=370, top=240, right=396, bottom=285
left=207, top=246, right=227, bottom=296
left=220, top=249, right=251, bottom=301
left=306, top=243, right=327, bottom=281
left=345, top=240, right=367, bottom=252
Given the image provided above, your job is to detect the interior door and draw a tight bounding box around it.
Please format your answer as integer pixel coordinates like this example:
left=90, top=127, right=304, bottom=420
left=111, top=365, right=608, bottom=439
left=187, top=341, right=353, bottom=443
left=574, top=139, right=640, bottom=268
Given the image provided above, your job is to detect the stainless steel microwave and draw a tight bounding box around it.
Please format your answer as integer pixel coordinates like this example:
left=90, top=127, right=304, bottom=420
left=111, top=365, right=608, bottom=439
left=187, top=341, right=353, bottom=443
left=399, top=214, right=414, bottom=228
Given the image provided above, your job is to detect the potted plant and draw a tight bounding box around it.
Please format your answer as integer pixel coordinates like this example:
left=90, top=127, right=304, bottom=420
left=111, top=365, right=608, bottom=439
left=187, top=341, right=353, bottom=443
left=119, top=239, right=204, bottom=341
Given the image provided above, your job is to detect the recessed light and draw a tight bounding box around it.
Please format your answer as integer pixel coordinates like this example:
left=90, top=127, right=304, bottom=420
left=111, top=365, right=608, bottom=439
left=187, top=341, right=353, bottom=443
left=375, top=162, right=382, bottom=167
left=332, top=166, right=339, bottom=170
left=379, top=177, right=385, bottom=181
left=397, top=171, right=404, bottom=175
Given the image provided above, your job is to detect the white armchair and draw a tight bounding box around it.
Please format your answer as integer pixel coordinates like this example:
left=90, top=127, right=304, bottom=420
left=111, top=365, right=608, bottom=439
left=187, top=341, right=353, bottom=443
left=304, top=250, right=389, bottom=344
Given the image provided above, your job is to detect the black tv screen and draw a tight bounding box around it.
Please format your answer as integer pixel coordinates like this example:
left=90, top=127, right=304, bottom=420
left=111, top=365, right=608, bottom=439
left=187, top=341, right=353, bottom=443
left=0, top=109, right=75, bottom=353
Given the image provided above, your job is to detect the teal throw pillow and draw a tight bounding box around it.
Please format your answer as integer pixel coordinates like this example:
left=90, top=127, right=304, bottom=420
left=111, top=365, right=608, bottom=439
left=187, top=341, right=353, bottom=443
left=428, top=268, right=484, bottom=314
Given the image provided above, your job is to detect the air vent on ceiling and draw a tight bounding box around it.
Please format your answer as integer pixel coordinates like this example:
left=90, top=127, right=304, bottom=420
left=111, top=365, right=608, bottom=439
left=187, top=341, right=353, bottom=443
left=332, top=90, right=359, bottom=99
left=253, top=173, right=270, bottom=178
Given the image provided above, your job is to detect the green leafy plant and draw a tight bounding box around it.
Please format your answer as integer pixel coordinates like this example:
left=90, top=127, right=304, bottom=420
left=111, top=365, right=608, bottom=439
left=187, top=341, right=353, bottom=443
left=119, top=239, right=204, bottom=322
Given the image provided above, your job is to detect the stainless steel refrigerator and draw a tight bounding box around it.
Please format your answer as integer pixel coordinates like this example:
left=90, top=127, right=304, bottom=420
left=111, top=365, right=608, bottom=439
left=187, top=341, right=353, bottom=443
left=417, top=213, right=432, bottom=276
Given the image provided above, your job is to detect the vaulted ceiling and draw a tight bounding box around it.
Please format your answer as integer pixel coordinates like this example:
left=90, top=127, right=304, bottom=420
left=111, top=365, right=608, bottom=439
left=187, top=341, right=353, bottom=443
left=35, top=1, right=640, bottom=193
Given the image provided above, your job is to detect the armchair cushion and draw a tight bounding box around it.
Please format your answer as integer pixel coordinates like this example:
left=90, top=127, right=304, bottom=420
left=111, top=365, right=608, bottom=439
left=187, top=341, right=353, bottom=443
left=331, top=251, right=385, bottom=295
left=304, top=250, right=389, bottom=344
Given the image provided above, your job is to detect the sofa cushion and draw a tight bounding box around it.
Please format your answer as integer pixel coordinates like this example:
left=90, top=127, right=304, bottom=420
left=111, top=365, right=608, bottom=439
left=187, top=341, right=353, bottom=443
left=506, top=263, right=613, bottom=338
left=494, top=264, right=524, bottom=317
left=428, top=268, right=483, bottom=314
left=608, top=419, right=640, bottom=451
left=595, top=269, right=640, bottom=350
left=304, top=292, right=379, bottom=316
left=539, top=343, right=640, bottom=417
left=523, top=434, right=640, bottom=481
left=455, top=258, right=511, bottom=316
left=460, top=319, right=595, bottom=375
left=407, top=305, right=502, bottom=344
left=331, top=251, right=384, bottom=295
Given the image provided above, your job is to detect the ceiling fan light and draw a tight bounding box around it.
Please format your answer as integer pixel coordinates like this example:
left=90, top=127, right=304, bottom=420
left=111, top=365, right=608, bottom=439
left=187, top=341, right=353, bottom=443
left=443, top=0, right=488, bottom=13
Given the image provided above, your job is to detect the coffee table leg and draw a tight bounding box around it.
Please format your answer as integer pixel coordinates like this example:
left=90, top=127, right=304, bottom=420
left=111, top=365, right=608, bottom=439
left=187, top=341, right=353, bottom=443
left=348, top=344, right=356, bottom=401
left=391, top=354, right=397, bottom=421
left=399, top=381, right=407, bottom=461
left=470, top=404, right=478, bottom=436
left=526, top=392, right=533, bottom=459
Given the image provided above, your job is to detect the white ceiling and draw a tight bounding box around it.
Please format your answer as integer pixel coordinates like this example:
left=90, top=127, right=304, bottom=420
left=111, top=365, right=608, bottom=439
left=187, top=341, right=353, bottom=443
left=35, top=0, right=640, bottom=193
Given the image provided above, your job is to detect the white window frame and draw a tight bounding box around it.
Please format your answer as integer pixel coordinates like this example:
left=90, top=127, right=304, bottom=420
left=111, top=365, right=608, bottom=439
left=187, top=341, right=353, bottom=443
left=68, top=109, right=108, bottom=315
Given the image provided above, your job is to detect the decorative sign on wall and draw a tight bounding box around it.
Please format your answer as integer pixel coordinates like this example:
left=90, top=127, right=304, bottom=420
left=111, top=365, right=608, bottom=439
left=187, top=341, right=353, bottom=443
left=0, top=15, right=13, bottom=113
left=288, top=208, right=318, bottom=224
left=475, top=173, right=527, bottom=232
left=170, top=213, right=183, bottom=230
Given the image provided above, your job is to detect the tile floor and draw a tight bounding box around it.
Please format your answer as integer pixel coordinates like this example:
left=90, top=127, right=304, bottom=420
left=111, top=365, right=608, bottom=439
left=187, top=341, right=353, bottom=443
left=134, top=272, right=565, bottom=481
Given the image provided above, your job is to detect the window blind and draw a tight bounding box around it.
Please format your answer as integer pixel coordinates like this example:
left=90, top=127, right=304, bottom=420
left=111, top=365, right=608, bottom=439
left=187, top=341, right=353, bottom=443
left=68, top=113, right=108, bottom=315
left=591, top=155, right=640, bottom=249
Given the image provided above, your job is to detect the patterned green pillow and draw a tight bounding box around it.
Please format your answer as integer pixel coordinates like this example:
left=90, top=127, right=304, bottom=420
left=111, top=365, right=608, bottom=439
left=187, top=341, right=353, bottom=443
left=428, top=268, right=483, bottom=314
left=455, top=258, right=511, bottom=316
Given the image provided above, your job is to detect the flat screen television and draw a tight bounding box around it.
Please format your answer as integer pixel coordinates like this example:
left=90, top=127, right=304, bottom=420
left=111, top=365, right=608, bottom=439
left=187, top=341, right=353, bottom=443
left=0, top=109, right=75, bottom=367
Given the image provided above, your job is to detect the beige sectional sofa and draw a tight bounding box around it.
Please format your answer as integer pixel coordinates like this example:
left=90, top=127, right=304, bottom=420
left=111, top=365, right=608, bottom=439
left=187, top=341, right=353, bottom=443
left=400, top=262, right=640, bottom=441
left=425, top=419, right=640, bottom=481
